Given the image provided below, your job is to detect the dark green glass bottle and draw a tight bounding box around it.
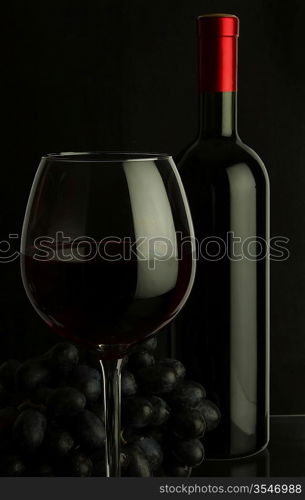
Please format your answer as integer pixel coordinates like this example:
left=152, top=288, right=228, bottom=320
left=171, top=14, right=270, bottom=459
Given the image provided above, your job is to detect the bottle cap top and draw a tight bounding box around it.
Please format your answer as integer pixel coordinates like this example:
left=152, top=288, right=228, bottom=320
left=198, top=14, right=239, bottom=37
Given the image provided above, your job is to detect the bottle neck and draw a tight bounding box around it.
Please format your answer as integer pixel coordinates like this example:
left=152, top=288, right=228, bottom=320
left=198, top=17, right=238, bottom=140
left=199, top=91, right=238, bottom=139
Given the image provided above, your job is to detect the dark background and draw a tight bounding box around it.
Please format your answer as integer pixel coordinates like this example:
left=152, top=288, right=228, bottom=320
left=2, top=0, right=305, bottom=414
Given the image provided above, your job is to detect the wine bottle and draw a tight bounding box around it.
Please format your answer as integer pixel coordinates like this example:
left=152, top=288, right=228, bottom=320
left=171, top=14, right=270, bottom=459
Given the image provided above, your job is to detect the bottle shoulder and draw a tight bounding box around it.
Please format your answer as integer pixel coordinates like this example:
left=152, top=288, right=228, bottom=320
left=178, top=138, right=268, bottom=179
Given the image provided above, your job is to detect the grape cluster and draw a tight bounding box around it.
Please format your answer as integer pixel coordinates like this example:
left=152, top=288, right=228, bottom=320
left=0, top=339, right=220, bottom=477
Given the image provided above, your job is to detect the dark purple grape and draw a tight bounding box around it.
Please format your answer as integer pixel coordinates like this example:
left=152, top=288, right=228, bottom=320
left=163, top=460, right=192, bottom=477
left=69, top=365, right=101, bottom=403
left=122, top=397, right=153, bottom=428
left=121, top=370, right=137, bottom=397
left=170, top=409, right=206, bottom=439
left=16, top=360, right=50, bottom=393
left=127, top=351, right=155, bottom=372
left=136, top=336, right=158, bottom=352
left=73, top=409, right=105, bottom=450
left=45, top=429, right=74, bottom=456
left=13, top=409, right=47, bottom=453
left=159, top=359, right=186, bottom=383
left=47, top=387, right=86, bottom=417
left=68, top=451, right=93, bottom=477
left=47, top=342, right=79, bottom=375
left=0, top=359, right=20, bottom=388
left=196, top=399, right=221, bottom=431
left=171, top=439, right=205, bottom=467
left=168, top=381, right=206, bottom=409
left=148, top=396, right=170, bottom=426
left=134, top=436, right=163, bottom=471
left=138, top=365, right=177, bottom=394
left=0, top=454, right=26, bottom=476
left=124, top=446, right=152, bottom=477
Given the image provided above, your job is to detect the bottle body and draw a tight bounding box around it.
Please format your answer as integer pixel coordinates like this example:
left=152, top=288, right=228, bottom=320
left=172, top=136, right=269, bottom=459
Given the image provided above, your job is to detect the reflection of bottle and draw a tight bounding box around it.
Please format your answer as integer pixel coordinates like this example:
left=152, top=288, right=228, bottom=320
left=170, top=14, right=270, bottom=459
left=196, top=448, right=270, bottom=477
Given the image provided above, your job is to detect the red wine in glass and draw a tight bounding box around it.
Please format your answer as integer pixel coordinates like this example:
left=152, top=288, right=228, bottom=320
left=20, top=152, right=196, bottom=476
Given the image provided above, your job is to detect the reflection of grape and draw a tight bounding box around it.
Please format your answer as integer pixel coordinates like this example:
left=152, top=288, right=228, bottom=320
left=0, top=342, right=221, bottom=476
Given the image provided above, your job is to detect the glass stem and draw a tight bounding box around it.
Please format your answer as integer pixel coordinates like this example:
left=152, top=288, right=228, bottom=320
left=99, top=357, right=123, bottom=477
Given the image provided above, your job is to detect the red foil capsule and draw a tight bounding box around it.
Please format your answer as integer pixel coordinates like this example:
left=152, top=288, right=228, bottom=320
left=198, top=14, right=240, bottom=93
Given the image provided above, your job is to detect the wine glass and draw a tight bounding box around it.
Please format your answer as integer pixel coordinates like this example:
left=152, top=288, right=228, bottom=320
left=20, top=152, right=196, bottom=477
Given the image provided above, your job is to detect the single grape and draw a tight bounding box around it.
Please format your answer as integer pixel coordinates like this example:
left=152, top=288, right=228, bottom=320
left=171, top=438, right=205, bottom=467
left=123, top=446, right=152, bottom=477
left=196, top=399, right=221, bottom=431
left=168, top=381, right=206, bottom=409
left=73, top=409, right=105, bottom=450
left=163, top=460, right=192, bottom=477
left=159, top=359, right=186, bottom=383
left=16, top=360, right=50, bottom=393
left=138, top=365, right=177, bottom=394
left=47, top=387, right=86, bottom=418
left=44, top=429, right=74, bottom=457
left=134, top=436, right=163, bottom=471
left=170, top=408, right=206, bottom=439
left=148, top=396, right=170, bottom=426
left=127, top=350, right=155, bottom=372
left=69, top=365, right=101, bottom=403
left=13, top=409, right=47, bottom=453
left=122, top=397, right=153, bottom=428
left=0, top=359, right=21, bottom=388
left=46, top=342, right=79, bottom=375
left=135, top=336, right=158, bottom=352
left=121, top=370, right=137, bottom=397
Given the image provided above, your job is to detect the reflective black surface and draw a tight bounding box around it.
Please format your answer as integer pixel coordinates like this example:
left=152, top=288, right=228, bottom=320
left=193, top=416, right=305, bottom=476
